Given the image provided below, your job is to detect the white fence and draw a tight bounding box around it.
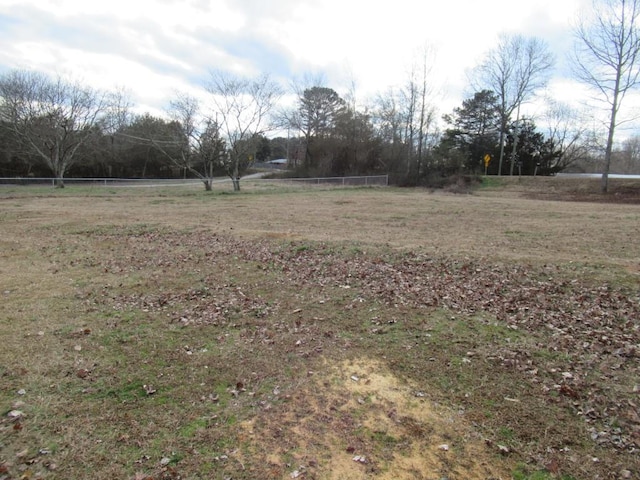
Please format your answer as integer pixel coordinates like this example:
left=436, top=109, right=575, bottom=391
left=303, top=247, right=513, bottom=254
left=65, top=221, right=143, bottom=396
left=256, top=175, right=389, bottom=187
left=0, top=175, right=389, bottom=188
left=0, top=177, right=205, bottom=188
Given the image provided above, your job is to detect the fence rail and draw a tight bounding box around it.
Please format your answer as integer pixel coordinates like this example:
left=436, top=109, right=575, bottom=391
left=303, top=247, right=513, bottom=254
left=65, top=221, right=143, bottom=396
left=0, top=175, right=389, bottom=188
left=0, top=177, right=204, bottom=187
left=257, top=175, right=389, bottom=186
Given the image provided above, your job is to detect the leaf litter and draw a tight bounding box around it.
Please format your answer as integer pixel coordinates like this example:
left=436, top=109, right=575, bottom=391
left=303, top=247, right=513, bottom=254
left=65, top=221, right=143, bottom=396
left=1, top=217, right=638, bottom=479
left=79, top=229, right=639, bottom=478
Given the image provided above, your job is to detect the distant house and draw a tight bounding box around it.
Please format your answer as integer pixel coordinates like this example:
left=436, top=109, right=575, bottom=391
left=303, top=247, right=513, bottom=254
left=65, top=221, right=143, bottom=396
left=267, top=158, right=287, bottom=165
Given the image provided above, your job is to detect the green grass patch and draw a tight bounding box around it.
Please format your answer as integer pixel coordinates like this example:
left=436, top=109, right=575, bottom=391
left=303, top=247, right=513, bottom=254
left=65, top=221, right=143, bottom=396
left=0, top=185, right=637, bottom=479
left=513, top=465, right=576, bottom=480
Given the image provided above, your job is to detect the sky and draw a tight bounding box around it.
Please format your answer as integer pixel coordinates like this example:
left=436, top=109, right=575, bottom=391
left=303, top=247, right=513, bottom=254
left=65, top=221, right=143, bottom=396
left=0, top=0, right=614, bottom=128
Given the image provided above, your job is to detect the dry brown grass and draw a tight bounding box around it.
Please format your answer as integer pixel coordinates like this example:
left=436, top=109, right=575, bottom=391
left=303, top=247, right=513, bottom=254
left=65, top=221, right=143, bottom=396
left=2, top=177, right=639, bottom=268
left=0, top=177, right=638, bottom=480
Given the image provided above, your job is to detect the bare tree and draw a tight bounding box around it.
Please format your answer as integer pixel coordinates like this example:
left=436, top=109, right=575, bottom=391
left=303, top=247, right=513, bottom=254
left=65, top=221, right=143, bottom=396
left=618, top=135, right=640, bottom=172
left=371, top=79, right=437, bottom=181
left=164, top=93, right=225, bottom=191
left=395, top=48, right=440, bottom=181
left=572, top=0, right=640, bottom=192
left=205, top=71, right=282, bottom=191
left=105, top=86, right=133, bottom=134
left=474, top=34, right=554, bottom=175
left=164, top=93, right=199, bottom=180
left=372, top=88, right=406, bottom=171
left=369, top=48, right=438, bottom=182
left=413, top=46, right=438, bottom=178
left=542, top=99, right=591, bottom=171
left=114, top=94, right=225, bottom=189
left=0, top=70, right=116, bottom=187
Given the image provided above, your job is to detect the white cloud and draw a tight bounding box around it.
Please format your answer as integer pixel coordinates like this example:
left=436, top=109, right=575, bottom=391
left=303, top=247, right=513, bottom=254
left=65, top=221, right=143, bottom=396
left=0, top=0, right=246, bottom=31
left=0, top=0, right=626, bottom=130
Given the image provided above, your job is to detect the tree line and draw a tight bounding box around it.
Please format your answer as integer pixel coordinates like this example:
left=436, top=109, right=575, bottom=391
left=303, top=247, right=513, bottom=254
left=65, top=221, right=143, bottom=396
left=1, top=0, right=639, bottom=191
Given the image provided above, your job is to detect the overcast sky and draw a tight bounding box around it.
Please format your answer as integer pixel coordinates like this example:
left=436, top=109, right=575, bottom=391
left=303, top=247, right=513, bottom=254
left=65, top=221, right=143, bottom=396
left=0, top=0, right=602, bottom=122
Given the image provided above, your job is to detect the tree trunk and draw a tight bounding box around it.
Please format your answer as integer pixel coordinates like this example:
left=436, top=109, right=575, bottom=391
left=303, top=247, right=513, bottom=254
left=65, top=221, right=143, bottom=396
left=232, top=160, right=240, bottom=191
left=602, top=88, right=620, bottom=194
left=509, top=105, right=521, bottom=176
left=52, top=152, right=65, bottom=188
left=497, top=128, right=506, bottom=176
left=204, top=179, right=212, bottom=191
left=304, top=133, right=313, bottom=171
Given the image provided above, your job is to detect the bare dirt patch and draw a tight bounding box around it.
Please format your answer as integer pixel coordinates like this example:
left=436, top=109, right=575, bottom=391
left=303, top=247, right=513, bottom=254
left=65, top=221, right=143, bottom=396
left=242, top=357, right=513, bottom=479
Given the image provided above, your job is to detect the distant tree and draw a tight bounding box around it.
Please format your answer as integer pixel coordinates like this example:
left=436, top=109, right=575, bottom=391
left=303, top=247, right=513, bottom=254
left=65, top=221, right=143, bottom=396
left=268, top=137, right=288, bottom=160
left=371, top=88, right=405, bottom=172
left=67, top=129, right=113, bottom=178
left=369, top=82, right=437, bottom=183
left=369, top=49, right=439, bottom=184
left=205, top=71, right=282, bottom=191
left=284, top=86, right=346, bottom=172
left=196, top=119, right=226, bottom=186
left=474, top=34, right=554, bottom=175
left=0, top=120, right=38, bottom=176
left=617, top=135, right=640, bottom=172
left=114, top=113, right=180, bottom=178
left=572, top=0, right=640, bottom=192
left=404, top=46, right=438, bottom=180
left=113, top=96, right=226, bottom=189
left=441, top=90, right=501, bottom=172
left=0, top=69, right=119, bottom=187
left=542, top=99, right=590, bottom=172
left=163, top=93, right=200, bottom=179
left=504, top=118, right=561, bottom=175
left=332, top=106, right=383, bottom=175
left=66, top=87, right=133, bottom=178
left=300, top=87, right=345, bottom=138
left=162, top=93, right=226, bottom=190
left=254, top=135, right=271, bottom=162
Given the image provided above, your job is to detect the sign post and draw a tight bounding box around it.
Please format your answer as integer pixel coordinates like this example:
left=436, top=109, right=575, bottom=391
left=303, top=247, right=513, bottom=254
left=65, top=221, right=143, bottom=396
left=483, top=154, right=491, bottom=175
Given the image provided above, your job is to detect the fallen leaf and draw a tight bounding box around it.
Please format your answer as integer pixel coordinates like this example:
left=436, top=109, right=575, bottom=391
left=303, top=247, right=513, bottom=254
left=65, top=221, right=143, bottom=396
left=546, top=458, right=559, bottom=474
left=7, top=410, right=24, bottom=421
left=133, top=473, right=153, bottom=480
left=143, top=384, right=156, bottom=395
left=19, top=468, right=32, bottom=479
left=15, top=448, right=29, bottom=458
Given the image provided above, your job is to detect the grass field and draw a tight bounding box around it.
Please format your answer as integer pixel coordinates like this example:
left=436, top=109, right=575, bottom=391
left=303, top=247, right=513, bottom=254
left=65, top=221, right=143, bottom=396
left=0, top=177, right=638, bottom=479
